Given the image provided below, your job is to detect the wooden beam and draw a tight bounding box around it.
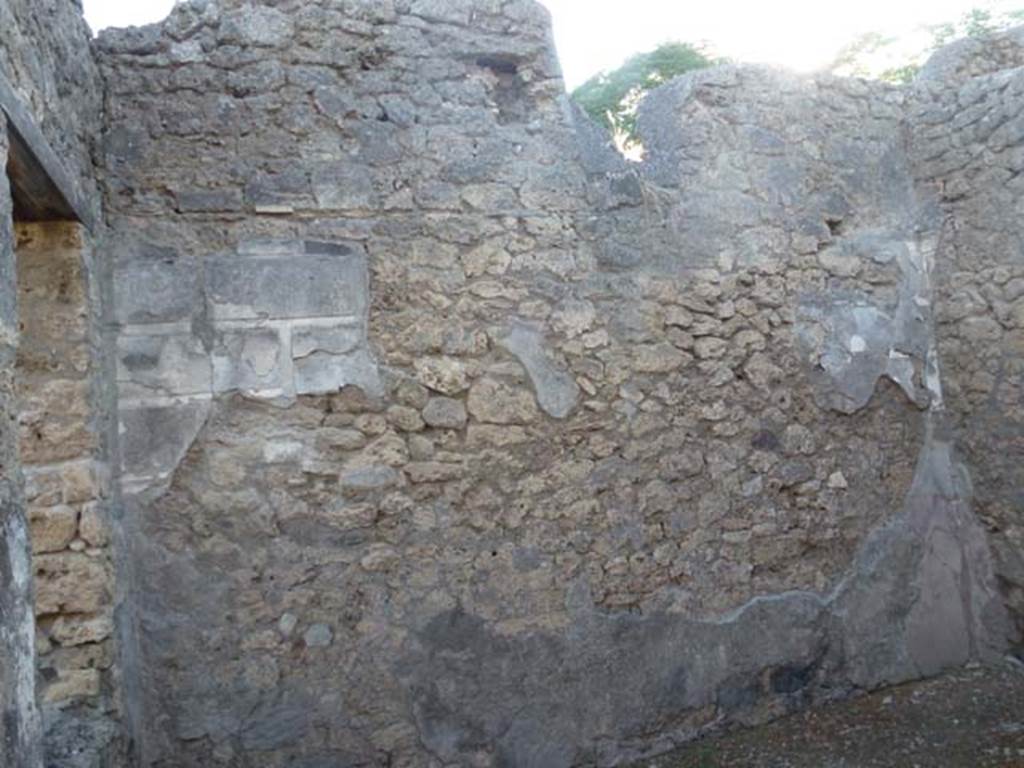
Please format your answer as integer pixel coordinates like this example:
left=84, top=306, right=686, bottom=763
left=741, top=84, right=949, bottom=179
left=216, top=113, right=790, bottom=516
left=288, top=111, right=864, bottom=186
left=0, top=70, right=95, bottom=228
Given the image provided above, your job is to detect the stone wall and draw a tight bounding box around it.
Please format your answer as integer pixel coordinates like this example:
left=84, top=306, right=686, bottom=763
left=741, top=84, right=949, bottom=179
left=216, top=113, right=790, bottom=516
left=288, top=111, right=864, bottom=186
left=16, top=221, right=121, bottom=766
left=0, top=118, right=44, bottom=768
left=914, top=27, right=1024, bottom=652
left=0, top=0, right=1018, bottom=764
left=0, top=0, right=103, bottom=211
left=94, top=2, right=1016, bottom=766
left=0, top=1, right=118, bottom=765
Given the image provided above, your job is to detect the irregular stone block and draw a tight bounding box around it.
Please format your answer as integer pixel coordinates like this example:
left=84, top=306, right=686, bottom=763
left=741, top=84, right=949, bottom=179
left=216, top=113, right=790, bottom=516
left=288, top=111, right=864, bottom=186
left=41, top=669, right=101, bottom=704
left=219, top=6, right=294, bottom=47
left=206, top=253, right=367, bottom=321
left=19, top=379, right=94, bottom=464
left=60, top=462, right=98, bottom=505
left=34, top=553, right=109, bottom=614
left=311, top=163, right=378, bottom=211
left=50, top=614, right=113, bottom=647
left=211, top=327, right=285, bottom=394
left=422, top=396, right=467, bottom=429
left=117, top=333, right=211, bottom=397
left=404, top=461, right=463, bottom=483
left=78, top=503, right=108, bottom=548
left=245, top=171, right=313, bottom=212
left=28, top=505, right=78, bottom=554
left=467, top=378, right=539, bottom=425
left=414, top=357, right=470, bottom=395
left=339, top=465, right=399, bottom=491
left=387, top=405, right=425, bottom=432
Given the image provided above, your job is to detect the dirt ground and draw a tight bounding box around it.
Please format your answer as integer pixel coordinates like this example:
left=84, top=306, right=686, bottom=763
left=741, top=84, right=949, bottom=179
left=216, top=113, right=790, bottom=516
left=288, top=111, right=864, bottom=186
left=638, top=661, right=1024, bottom=768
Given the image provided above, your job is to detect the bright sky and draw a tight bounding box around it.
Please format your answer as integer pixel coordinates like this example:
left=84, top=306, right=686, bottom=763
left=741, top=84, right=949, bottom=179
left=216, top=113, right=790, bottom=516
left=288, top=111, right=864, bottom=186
left=84, top=0, right=1021, bottom=88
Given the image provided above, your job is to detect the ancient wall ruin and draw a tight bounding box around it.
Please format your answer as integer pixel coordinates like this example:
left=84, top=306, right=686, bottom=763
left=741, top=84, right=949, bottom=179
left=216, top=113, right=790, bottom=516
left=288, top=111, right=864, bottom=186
left=0, top=0, right=1022, bottom=766
left=0, top=1, right=121, bottom=766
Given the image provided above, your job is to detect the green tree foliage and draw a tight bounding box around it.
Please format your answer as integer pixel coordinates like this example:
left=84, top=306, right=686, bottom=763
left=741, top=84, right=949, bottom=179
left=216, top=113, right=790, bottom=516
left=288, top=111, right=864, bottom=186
left=831, top=7, right=1024, bottom=84
left=571, top=42, right=718, bottom=151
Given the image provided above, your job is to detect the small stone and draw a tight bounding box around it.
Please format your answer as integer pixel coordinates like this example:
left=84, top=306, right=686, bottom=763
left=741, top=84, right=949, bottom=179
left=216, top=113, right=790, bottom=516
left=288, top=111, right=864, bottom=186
left=404, top=462, right=463, bottom=484
left=633, top=343, right=688, bottom=372
left=339, top=465, right=400, bottom=491
left=414, top=357, right=470, bottom=395
left=360, top=544, right=399, bottom=572
left=462, top=240, right=511, bottom=277
left=742, top=476, right=764, bottom=497
left=422, top=397, right=467, bottom=429
left=782, top=424, right=816, bottom=455
left=466, top=424, right=530, bottom=447
left=354, top=414, right=388, bottom=436
left=387, top=405, right=425, bottom=432
left=78, top=503, right=108, bottom=548
left=303, top=624, right=333, bottom=648
left=50, top=615, right=113, bottom=647
left=776, top=460, right=814, bottom=488
left=279, top=613, right=298, bottom=637
left=220, top=6, right=294, bottom=47
left=394, top=378, right=430, bottom=409
left=828, top=471, right=849, bottom=489
left=551, top=300, right=596, bottom=338
left=664, top=306, right=694, bottom=328
left=408, top=435, right=435, bottom=460
left=466, top=378, right=539, bottom=425
left=818, top=247, right=862, bottom=277
left=61, top=462, right=97, bottom=504
left=693, top=337, right=728, bottom=360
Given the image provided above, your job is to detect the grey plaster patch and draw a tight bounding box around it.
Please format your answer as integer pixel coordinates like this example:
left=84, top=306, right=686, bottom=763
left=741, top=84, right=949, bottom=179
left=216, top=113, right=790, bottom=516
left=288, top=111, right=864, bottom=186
left=117, top=333, right=211, bottom=398
left=119, top=400, right=210, bottom=481
left=293, top=348, right=381, bottom=396
left=902, top=429, right=1014, bottom=676
left=211, top=327, right=286, bottom=394
left=113, top=256, right=200, bottom=326
left=401, top=595, right=830, bottom=767
left=796, top=236, right=936, bottom=414
left=290, top=316, right=381, bottom=399
left=205, top=253, right=367, bottom=321
left=239, top=697, right=310, bottom=751
left=496, top=322, right=579, bottom=419
left=291, top=324, right=362, bottom=359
